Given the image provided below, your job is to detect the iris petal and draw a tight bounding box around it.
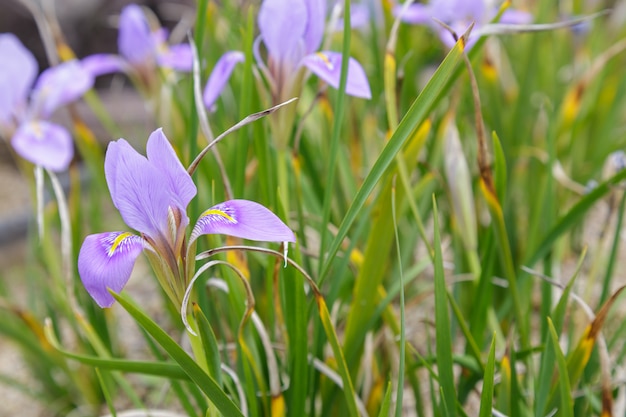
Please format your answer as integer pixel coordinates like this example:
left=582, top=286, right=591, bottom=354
left=394, top=4, right=433, bottom=25
left=82, top=54, right=127, bottom=77
left=259, top=0, right=307, bottom=64
left=0, top=34, right=38, bottom=125
left=31, top=60, right=94, bottom=118
left=11, top=121, right=73, bottom=171
left=203, top=51, right=245, bottom=110
left=157, top=44, right=193, bottom=71
left=302, top=0, right=326, bottom=54
left=78, top=232, right=144, bottom=307
left=118, top=4, right=155, bottom=65
left=104, top=139, right=171, bottom=237
left=146, top=128, right=196, bottom=219
left=190, top=199, right=295, bottom=244
left=302, top=51, right=371, bottom=99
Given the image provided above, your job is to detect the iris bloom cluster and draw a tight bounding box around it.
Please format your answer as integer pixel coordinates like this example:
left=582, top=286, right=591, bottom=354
left=0, top=34, right=93, bottom=171
left=199, top=0, right=373, bottom=134
left=396, top=0, right=532, bottom=48
left=82, top=5, right=193, bottom=81
left=256, top=0, right=372, bottom=104
left=82, top=4, right=244, bottom=110
left=78, top=128, right=295, bottom=308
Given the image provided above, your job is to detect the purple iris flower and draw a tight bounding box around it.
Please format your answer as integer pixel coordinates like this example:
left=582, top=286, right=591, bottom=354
left=78, top=128, right=295, bottom=307
left=202, top=51, right=245, bottom=110
left=257, top=0, right=371, bottom=103
left=82, top=4, right=193, bottom=79
left=0, top=33, right=93, bottom=171
left=395, top=0, right=532, bottom=48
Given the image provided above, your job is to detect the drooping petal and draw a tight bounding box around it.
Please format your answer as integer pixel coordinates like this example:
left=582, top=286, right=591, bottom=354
left=82, top=53, right=127, bottom=77
left=31, top=60, right=94, bottom=118
left=145, top=128, right=196, bottom=215
left=0, top=33, right=37, bottom=124
left=303, top=0, right=326, bottom=54
left=203, top=51, right=245, bottom=109
left=190, top=199, right=295, bottom=244
left=302, top=51, right=371, bottom=99
left=157, top=43, right=193, bottom=71
left=11, top=121, right=73, bottom=171
left=259, top=0, right=308, bottom=64
left=118, top=4, right=155, bottom=65
left=78, top=232, right=144, bottom=307
left=104, top=139, right=171, bottom=237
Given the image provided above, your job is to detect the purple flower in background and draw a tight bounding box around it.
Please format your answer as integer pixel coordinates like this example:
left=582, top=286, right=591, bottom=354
left=78, top=128, right=295, bottom=307
left=202, top=51, right=245, bottom=110
left=82, top=4, right=193, bottom=79
left=395, top=0, right=532, bottom=48
left=257, top=0, right=371, bottom=103
left=0, top=33, right=93, bottom=171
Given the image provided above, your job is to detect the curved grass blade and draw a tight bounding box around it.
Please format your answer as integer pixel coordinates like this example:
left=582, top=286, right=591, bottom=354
left=111, top=292, right=244, bottom=417
left=44, top=318, right=188, bottom=380
left=192, top=304, right=223, bottom=387
left=319, top=36, right=466, bottom=282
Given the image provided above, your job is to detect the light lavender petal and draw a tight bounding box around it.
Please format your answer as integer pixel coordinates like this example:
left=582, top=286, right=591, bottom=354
left=303, top=0, right=326, bottom=54
left=104, top=139, right=171, bottom=237
left=393, top=3, right=433, bottom=25
left=118, top=4, right=155, bottom=65
left=259, top=0, right=308, bottom=64
left=334, top=4, right=370, bottom=31
left=31, top=60, right=94, bottom=118
left=78, top=232, right=144, bottom=307
left=11, top=121, right=73, bottom=171
left=157, top=43, right=193, bottom=71
left=190, top=199, right=295, bottom=243
left=203, top=51, right=245, bottom=109
left=82, top=53, right=127, bottom=77
left=499, top=9, right=533, bottom=25
left=145, top=128, right=196, bottom=216
left=302, top=51, right=371, bottom=99
left=0, top=34, right=38, bottom=124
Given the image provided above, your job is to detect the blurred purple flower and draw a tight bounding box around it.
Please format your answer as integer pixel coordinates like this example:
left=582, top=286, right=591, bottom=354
left=78, top=128, right=295, bottom=307
left=82, top=4, right=193, bottom=78
left=202, top=51, right=245, bottom=110
left=0, top=33, right=93, bottom=171
left=395, top=0, right=532, bottom=48
left=256, top=0, right=371, bottom=103
left=331, top=3, right=375, bottom=32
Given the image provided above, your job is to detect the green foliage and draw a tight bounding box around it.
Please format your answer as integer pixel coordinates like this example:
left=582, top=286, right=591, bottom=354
left=2, top=1, right=626, bottom=416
